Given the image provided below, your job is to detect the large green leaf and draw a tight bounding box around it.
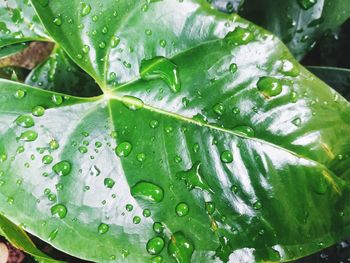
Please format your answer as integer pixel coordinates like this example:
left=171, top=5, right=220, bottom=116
left=308, top=66, right=350, bottom=101
left=0, top=0, right=50, bottom=48
left=25, top=46, right=101, bottom=97
left=0, top=0, right=348, bottom=262
left=0, top=214, right=61, bottom=262
left=240, top=0, right=350, bottom=60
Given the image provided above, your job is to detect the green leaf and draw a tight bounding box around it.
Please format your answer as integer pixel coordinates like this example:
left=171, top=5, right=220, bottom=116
left=308, top=66, right=350, bottom=101
left=240, top=0, right=350, bottom=59
left=209, top=0, right=244, bottom=13
left=0, top=0, right=50, bottom=48
left=0, top=43, right=28, bottom=59
left=0, top=213, right=62, bottom=262
left=25, top=46, right=101, bottom=97
left=0, top=0, right=348, bottom=262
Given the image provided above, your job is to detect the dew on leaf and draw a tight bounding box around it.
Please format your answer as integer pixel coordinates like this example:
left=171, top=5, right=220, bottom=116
left=48, top=228, right=59, bottom=241
left=51, top=94, right=63, bottom=105
left=98, top=223, right=109, bottom=234
left=133, top=216, right=141, bottom=224
left=125, top=204, right=133, bottom=212
left=32, top=106, right=45, bottom=117
left=297, top=0, right=317, bottom=10
left=122, top=95, right=144, bottom=110
left=233, top=126, right=255, bottom=137
left=111, top=36, right=120, bottom=47
left=136, top=153, right=146, bottom=163
left=131, top=181, right=164, bottom=203
left=49, top=139, right=59, bottom=150
left=15, top=115, right=34, bottom=128
left=176, top=162, right=213, bottom=193
left=14, top=89, right=26, bottom=99
left=17, top=130, right=38, bottom=142
left=257, top=76, right=282, bottom=98
left=153, top=222, right=164, bottom=234
left=140, top=56, right=181, bottom=93
left=143, top=209, right=151, bottom=217
left=220, top=150, right=233, bottom=163
left=52, top=16, right=62, bottom=26
left=168, top=232, right=194, bottom=262
left=51, top=204, right=67, bottom=219
left=104, top=178, right=115, bottom=189
left=280, top=59, right=299, bottom=77
left=225, top=26, right=254, bottom=45
left=147, top=237, right=165, bottom=255
left=176, top=202, right=189, bottom=217
left=42, top=155, right=53, bottom=164
left=253, top=201, right=262, bottom=210
left=80, top=3, right=91, bottom=16
left=213, top=103, right=225, bottom=115
left=205, top=202, right=215, bottom=215
left=115, top=142, right=132, bottom=157
left=292, top=117, right=302, bottom=127
left=229, top=63, right=238, bottom=73
left=52, top=160, right=72, bottom=176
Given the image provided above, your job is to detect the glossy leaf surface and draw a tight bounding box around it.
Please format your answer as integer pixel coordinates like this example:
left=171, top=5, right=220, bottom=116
left=25, top=46, right=101, bottom=97
left=0, top=0, right=348, bottom=262
left=240, top=0, right=350, bottom=59
left=0, top=0, right=50, bottom=48
left=308, top=66, right=350, bottom=101
left=0, top=43, right=27, bottom=59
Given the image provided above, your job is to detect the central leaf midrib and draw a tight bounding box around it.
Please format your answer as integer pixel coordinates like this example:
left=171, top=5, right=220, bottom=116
left=105, top=94, right=333, bottom=173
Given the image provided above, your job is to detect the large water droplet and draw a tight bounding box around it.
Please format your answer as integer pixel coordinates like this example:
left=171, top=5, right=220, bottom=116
left=147, top=237, right=165, bottom=255
left=104, top=178, right=115, bottom=188
left=176, top=202, right=189, bottom=217
left=98, top=223, right=109, bottom=234
left=153, top=222, right=164, bottom=234
left=115, top=142, right=132, bottom=157
left=280, top=59, right=299, bottom=77
left=122, top=95, right=144, bottom=110
left=17, top=130, right=38, bottom=142
left=140, top=56, right=181, bottom=93
left=176, top=162, right=213, bottom=193
left=42, top=155, right=53, bottom=164
left=257, top=77, right=282, bottom=98
left=224, top=26, right=254, bottom=45
left=80, top=3, right=91, bottom=16
left=131, top=181, right=164, bottom=203
left=168, top=232, right=194, bottom=263
left=15, top=115, right=34, bottom=128
left=32, top=106, right=45, bottom=117
left=220, top=150, right=233, bottom=163
left=52, top=161, right=71, bottom=176
left=51, top=204, right=67, bottom=219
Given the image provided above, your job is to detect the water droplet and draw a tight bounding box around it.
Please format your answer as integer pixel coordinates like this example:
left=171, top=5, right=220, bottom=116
left=52, top=160, right=71, bottom=176
left=133, top=216, right=141, bottom=224
left=153, top=222, right=164, bottom=234
left=233, top=126, right=255, bottom=137
left=14, top=89, right=26, bottom=99
left=51, top=204, right=67, bottom=219
left=98, top=223, right=109, bottom=234
left=122, top=95, right=144, bottom=110
left=99, top=41, right=106, bottom=49
left=292, top=117, right=301, bottom=127
left=115, top=142, right=132, bottom=157
left=159, top=39, right=167, bottom=47
left=257, top=77, right=282, bottom=98
left=53, top=16, right=62, bottom=26
left=42, top=155, right=53, bottom=164
left=15, top=115, right=34, bottom=128
left=32, top=106, right=45, bottom=117
left=125, top=204, right=133, bottom=212
left=205, top=202, right=215, bottom=215
left=143, top=208, right=151, bottom=217
left=111, top=36, right=120, bottom=48
left=193, top=143, right=200, bottom=153
left=104, top=178, right=115, bottom=188
left=52, top=94, right=63, bottom=105
left=225, top=26, right=254, bottom=45
left=213, top=103, right=225, bottom=115
left=253, top=201, right=262, bottom=210
left=78, top=146, right=88, bottom=154
left=280, top=59, right=299, bottom=77
left=220, top=150, right=233, bottom=163
left=80, top=3, right=91, bottom=16
left=176, top=162, right=213, bottom=193
left=49, top=139, right=59, bottom=150
left=82, top=45, right=90, bottom=54
left=17, top=130, right=38, bottom=142
left=131, top=181, right=164, bottom=203
left=140, top=56, right=181, bottom=93
left=147, top=237, right=165, bottom=255
left=297, top=0, right=317, bottom=10
left=168, top=232, right=194, bottom=263
left=151, top=256, right=163, bottom=263
left=48, top=228, right=58, bottom=241
left=176, top=202, right=189, bottom=217
left=229, top=63, right=238, bottom=73
left=136, top=153, right=146, bottom=163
